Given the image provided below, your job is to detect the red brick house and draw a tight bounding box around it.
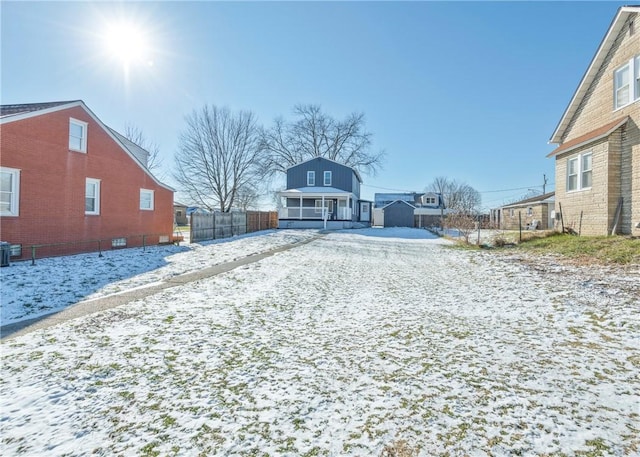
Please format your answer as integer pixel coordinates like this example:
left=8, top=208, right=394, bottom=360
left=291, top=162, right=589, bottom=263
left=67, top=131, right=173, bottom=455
left=0, top=100, right=174, bottom=259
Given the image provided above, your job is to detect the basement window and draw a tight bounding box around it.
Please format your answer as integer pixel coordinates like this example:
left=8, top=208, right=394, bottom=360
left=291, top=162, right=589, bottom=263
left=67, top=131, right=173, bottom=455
left=111, top=238, right=127, bottom=248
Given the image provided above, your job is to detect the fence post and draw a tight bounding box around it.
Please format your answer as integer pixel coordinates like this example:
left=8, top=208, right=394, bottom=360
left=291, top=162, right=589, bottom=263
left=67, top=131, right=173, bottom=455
left=98, top=240, right=103, bottom=257
left=31, top=246, right=36, bottom=266
left=519, top=211, right=522, bottom=242
left=142, top=235, right=146, bottom=251
left=579, top=211, right=583, bottom=236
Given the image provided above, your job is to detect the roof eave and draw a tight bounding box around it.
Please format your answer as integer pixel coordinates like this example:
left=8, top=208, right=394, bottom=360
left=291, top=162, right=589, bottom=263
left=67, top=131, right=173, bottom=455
left=549, top=6, right=639, bottom=144
left=0, top=101, right=83, bottom=124
left=547, top=116, right=628, bottom=158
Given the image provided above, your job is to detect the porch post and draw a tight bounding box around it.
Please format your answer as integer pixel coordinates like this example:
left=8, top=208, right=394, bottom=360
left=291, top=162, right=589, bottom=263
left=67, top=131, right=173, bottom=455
left=299, top=195, right=302, bottom=220
left=322, top=195, right=326, bottom=229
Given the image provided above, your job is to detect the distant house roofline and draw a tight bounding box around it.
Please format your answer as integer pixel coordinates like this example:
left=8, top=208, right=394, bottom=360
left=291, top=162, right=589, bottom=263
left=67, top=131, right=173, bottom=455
left=381, top=199, right=416, bottom=211
left=500, top=192, right=555, bottom=209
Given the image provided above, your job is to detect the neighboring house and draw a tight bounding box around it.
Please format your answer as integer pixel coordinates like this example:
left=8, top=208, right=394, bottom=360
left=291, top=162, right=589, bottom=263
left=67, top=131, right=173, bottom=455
left=374, top=192, right=444, bottom=209
left=547, top=6, right=640, bottom=236
left=277, top=157, right=372, bottom=229
left=373, top=191, right=447, bottom=227
left=0, top=100, right=174, bottom=259
left=186, top=206, right=209, bottom=221
left=174, top=202, right=188, bottom=225
left=491, top=192, right=555, bottom=230
left=382, top=200, right=416, bottom=227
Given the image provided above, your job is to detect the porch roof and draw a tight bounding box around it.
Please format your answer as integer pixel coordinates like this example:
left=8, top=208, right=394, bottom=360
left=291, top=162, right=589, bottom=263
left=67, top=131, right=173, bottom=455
left=278, top=186, right=355, bottom=198
left=546, top=116, right=629, bottom=158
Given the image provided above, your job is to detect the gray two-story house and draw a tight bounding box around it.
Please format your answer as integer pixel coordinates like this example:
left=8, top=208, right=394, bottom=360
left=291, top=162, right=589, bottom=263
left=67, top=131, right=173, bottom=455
left=277, top=157, right=372, bottom=229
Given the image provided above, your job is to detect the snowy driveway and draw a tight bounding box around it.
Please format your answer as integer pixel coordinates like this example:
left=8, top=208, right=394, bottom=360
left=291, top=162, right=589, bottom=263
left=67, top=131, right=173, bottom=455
left=1, top=228, right=639, bottom=456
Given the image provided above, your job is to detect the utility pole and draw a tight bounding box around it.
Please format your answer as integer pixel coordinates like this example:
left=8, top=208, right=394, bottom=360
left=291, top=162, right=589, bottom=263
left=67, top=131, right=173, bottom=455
left=543, top=174, right=548, bottom=194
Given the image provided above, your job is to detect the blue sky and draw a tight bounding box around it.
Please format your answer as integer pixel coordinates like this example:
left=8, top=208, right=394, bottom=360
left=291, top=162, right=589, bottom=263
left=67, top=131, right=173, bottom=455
left=1, top=1, right=629, bottom=209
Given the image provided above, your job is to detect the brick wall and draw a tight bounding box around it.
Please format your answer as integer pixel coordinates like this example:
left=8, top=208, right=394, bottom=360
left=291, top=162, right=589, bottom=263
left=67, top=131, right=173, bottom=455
left=0, top=105, right=174, bottom=259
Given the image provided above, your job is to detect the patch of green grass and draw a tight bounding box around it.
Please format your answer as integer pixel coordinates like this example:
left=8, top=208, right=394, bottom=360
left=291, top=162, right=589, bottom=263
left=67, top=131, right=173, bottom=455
left=515, top=233, right=640, bottom=264
left=575, top=438, right=612, bottom=456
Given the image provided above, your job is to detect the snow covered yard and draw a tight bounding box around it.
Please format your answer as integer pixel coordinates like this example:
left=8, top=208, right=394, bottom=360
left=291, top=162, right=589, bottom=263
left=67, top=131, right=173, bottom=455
left=0, top=229, right=319, bottom=325
left=1, top=228, right=639, bottom=456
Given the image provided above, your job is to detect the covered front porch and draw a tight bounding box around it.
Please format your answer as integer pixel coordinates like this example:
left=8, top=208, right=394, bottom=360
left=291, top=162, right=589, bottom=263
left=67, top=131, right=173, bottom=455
left=277, top=187, right=357, bottom=223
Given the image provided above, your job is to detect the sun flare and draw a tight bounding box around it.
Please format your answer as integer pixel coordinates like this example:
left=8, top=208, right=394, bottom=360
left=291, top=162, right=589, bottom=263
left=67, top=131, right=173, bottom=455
left=104, top=21, right=149, bottom=66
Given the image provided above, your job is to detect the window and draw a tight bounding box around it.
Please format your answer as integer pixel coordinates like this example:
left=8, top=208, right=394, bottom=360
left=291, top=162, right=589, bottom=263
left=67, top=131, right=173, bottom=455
left=635, top=56, right=640, bottom=102
left=567, top=157, right=578, bottom=191
left=69, top=118, right=88, bottom=152
left=140, top=189, right=154, bottom=210
left=581, top=152, right=592, bottom=189
left=307, top=171, right=315, bottom=186
left=615, top=64, right=630, bottom=108
left=424, top=196, right=436, bottom=205
left=614, top=55, right=640, bottom=109
left=85, top=178, right=100, bottom=215
left=315, top=200, right=333, bottom=214
left=567, top=152, right=592, bottom=192
left=323, top=171, right=332, bottom=186
left=0, top=167, right=20, bottom=216
left=527, top=207, right=533, bottom=216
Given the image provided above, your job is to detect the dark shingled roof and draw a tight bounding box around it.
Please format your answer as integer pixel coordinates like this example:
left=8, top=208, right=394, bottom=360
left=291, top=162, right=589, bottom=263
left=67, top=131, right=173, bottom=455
left=0, top=101, right=79, bottom=118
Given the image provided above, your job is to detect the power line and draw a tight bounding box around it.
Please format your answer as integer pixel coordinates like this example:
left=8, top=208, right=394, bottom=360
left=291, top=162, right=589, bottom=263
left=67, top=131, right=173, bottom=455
left=365, top=183, right=555, bottom=194
left=362, top=184, right=417, bottom=193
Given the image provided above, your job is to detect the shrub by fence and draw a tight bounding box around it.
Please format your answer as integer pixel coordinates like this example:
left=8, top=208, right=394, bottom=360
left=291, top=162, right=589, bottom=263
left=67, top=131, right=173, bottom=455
left=190, top=211, right=278, bottom=243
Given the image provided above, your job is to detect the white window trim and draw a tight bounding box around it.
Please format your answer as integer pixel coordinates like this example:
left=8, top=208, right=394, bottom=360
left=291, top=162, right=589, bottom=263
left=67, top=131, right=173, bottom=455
left=0, top=166, right=20, bottom=217
left=323, top=171, right=332, bottom=186
left=614, top=55, right=640, bottom=110
left=69, top=118, right=88, bottom=153
left=566, top=151, right=592, bottom=192
left=307, top=171, right=315, bottom=186
left=85, top=178, right=101, bottom=215
left=635, top=55, right=640, bottom=102
left=140, top=189, right=154, bottom=210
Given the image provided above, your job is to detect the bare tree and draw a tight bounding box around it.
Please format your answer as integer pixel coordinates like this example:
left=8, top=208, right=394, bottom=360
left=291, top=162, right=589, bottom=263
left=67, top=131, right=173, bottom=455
left=427, top=176, right=481, bottom=214
left=234, top=183, right=261, bottom=211
left=173, top=105, right=262, bottom=212
left=123, top=123, right=164, bottom=173
left=260, top=104, right=384, bottom=177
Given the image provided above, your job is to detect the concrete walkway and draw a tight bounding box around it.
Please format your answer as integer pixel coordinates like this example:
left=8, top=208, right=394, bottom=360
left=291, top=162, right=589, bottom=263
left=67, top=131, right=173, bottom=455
left=1, top=233, right=325, bottom=340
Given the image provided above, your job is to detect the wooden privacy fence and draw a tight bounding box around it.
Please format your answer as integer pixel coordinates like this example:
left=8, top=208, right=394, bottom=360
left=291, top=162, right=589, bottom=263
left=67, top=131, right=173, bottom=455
left=190, top=211, right=278, bottom=243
